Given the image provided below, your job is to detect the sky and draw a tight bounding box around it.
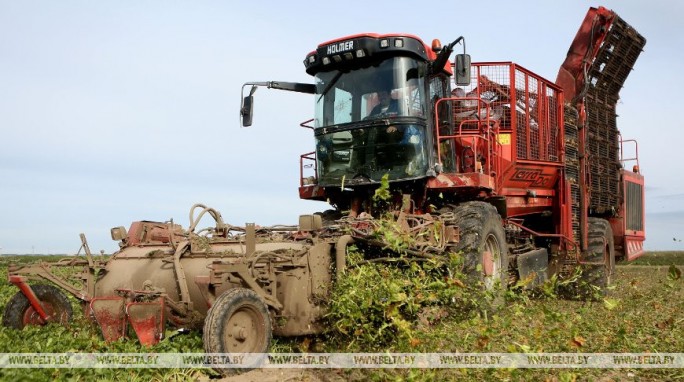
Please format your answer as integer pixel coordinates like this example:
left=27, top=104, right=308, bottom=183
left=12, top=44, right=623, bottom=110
left=0, top=0, right=682, bottom=254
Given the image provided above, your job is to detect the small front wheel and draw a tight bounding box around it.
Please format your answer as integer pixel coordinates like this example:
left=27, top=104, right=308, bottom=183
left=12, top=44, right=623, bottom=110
left=203, top=288, right=272, bottom=374
left=2, top=284, right=73, bottom=330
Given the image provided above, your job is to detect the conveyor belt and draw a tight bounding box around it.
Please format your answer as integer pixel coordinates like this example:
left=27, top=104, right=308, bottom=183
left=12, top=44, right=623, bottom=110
left=584, top=11, right=646, bottom=214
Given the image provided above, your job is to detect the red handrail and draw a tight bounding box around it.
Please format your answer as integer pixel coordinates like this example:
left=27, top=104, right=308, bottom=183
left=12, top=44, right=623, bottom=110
left=299, top=151, right=317, bottom=186
left=434, top=96, right=502, bottom=189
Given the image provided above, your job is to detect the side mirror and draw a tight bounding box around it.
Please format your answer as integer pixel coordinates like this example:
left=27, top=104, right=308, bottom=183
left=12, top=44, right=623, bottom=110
left=241, top=95, right=254, bottom=127
left=454, top=54, right=471, bottom=86
left=110, top=226, right=128, bottom=241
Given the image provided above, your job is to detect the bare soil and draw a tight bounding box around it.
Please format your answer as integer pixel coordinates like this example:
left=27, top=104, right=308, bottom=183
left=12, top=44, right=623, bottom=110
left=212, top=369, right=354, bottom=382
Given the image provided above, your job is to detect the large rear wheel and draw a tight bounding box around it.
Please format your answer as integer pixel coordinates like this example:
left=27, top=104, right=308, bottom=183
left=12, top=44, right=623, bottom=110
left=560, top=218, right=616, bottom=299
left=444, top=201, right=509, bottom=308
left=2, top=284, right=73, bottom=330
left=578, top=218, right=616, bottom=298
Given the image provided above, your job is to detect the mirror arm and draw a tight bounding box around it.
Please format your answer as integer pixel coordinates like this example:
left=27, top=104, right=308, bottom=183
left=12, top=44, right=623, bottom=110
left=242, top=81, right=315, bottom=95
left=239, top=81, right=315, bottom=127
left=267, top=81, right=315, bottom=94
left=431, top=36, right=464, bottom=74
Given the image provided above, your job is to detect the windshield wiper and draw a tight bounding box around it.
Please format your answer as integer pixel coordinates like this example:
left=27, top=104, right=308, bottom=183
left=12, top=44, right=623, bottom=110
left=317, top=71, right=344, bottom=103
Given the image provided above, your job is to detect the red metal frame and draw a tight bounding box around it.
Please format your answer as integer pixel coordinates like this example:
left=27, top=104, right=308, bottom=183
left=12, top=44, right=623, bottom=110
left=556, top=6, right=615, bottom=101
left=298, top=62, right=574, bottom=248
left=507, top=219, right=579, bottom=253
left=431, top=62, right=580, bottom=251
left=620, top=169, right=645, bottom=260
left=90, top=296, right=127, bottom=342
left=619, top=138, right=645, bottom=259
left=434, top=62, right=567, bottom=217
left=126, top=299, right=166, bottom=346
left=578, top=102, right=588, bottom=251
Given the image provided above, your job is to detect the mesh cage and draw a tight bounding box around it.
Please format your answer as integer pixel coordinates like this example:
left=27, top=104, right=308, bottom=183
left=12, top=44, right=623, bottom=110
left=453, top=63, right=563, bottom=164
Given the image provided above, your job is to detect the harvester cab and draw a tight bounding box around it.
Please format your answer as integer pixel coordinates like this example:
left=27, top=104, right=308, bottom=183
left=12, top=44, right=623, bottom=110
left=241, top=34, right=471, bottom=216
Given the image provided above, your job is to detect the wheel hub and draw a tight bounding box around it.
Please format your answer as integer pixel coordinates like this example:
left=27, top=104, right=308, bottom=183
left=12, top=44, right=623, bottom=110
left=482, top=250, right=494, bottom=276
left=482, top=233, right=502, bottom=289
left=232, top=326, right=247, bottom=341
left=22, top=304, right=56, bottom=326
left=225, top=307, right=261, bottom=350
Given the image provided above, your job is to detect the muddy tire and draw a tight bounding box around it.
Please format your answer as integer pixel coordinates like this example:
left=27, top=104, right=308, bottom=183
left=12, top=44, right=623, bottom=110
left=573, top=218, right=615, bottom=299
left=203, top=288, right=272, bottom=374
left=443, top=201, right=509, bottom=308
left=315, top=209, right=342, bottom=226
left=2, top=284, right=73, bottom=330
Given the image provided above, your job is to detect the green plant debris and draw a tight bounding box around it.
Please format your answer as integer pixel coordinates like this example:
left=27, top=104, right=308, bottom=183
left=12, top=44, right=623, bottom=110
left=0, top=252, right=683, bottom=381
left=321, top=251, right=684, bottom=380
left=326, top=245, right=501, bottom=350
left=372, top=174, right=392, bottom=205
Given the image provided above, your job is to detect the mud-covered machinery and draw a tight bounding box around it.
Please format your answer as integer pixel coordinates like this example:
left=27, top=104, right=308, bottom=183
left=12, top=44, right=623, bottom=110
left=4, top=6, right=645, bottom=357
left=4, top=204, right=351, bottom=350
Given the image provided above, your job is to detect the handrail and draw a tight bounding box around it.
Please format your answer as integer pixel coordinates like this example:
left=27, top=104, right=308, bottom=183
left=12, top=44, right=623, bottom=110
left=434, top=96, right=491, bottom=160
left=434, top=96, right=501, bottom=188
left=620, top=138, right=640, bottom=172
left=299, top=151, right=317, bottom=186
left=300, top=118, right=314, bottom=129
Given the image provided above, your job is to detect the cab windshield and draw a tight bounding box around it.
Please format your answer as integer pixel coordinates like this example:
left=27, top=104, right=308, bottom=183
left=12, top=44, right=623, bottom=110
left=315, top=123, right=428, bottom=185
left=314, top=57, right=427, bottom=127
left=313, top=57, right=429, bottom=185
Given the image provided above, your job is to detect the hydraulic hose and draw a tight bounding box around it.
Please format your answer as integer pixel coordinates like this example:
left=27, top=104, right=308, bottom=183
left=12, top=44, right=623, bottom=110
left=335, top=235, right=355, bottom=278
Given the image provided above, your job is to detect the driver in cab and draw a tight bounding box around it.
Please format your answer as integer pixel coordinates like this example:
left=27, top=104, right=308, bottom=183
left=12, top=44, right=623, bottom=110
left=369, top=89, right=399, bottom=117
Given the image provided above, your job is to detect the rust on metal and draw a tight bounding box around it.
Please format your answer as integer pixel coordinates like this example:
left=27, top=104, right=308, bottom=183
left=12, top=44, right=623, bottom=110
left=90, top=297, right=126, bottom=342
left=126, top=298, right=165, bottom=346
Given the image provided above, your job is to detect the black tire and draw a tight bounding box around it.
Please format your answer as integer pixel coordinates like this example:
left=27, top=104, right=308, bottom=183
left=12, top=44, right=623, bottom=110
left=443, top=201, right=509, bottom=307
left=203, top=288, right=272, bottom=375
left=576, top=218, right=616, bottom=298
left=314, top=209, right=342, bottom=226
left=2, top=284, right=73, bottom=330
left=559, top=218, right=615, bottom=301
